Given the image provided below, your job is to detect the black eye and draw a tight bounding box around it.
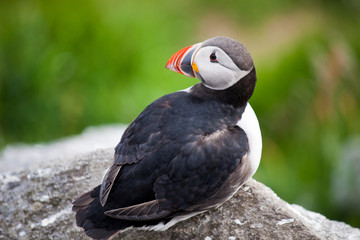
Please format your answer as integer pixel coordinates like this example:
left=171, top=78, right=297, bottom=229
left=210, top=51, right=218, bottom=62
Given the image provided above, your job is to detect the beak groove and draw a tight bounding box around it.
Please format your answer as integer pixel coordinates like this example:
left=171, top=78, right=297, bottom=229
left=165, top=43, right=201, bottom=78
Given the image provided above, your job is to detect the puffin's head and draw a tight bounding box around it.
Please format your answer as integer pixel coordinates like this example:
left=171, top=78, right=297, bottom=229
left=166, top=36, right=254, bottom=90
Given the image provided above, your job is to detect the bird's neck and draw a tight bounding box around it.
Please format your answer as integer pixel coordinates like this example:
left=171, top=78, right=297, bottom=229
left=190, top=67, right=257, bottom=109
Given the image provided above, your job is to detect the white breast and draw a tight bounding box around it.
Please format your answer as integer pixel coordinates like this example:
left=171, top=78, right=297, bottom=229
left=237, top=103, right=262, bottom=177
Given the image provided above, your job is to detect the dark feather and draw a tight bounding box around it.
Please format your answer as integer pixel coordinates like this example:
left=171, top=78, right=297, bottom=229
left=99, top=163, right=122, bottom=206
left=85, top=228, right=120, bottom=240
left=105, top=199, right=170, bottom=221
left=73, top=190, right=94, bottom=208
left=153, top=126, right=248, bottom=212
left=73, top=87, right=253, bottom=239
left=72, top=190, right=96, bottom=227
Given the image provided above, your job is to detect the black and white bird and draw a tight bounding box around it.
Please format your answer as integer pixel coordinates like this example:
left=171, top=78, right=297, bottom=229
left=72, top=36, right=262, bottom=240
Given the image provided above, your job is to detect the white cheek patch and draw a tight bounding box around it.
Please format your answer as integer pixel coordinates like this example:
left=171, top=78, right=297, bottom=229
left=202, top=65, right=251, bottom=90
left=194, top=46, right=252, bottom=90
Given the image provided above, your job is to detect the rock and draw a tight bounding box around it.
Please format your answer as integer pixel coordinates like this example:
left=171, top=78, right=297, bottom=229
left=0, top=124, right=126, bottom=174
left=1, top=148, right=360, bottom=240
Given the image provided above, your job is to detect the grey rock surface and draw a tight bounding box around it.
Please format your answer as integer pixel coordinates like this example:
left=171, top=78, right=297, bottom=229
left=0, top=124, right=126, bottom=174
left=1, top=147, right=360, bottom=240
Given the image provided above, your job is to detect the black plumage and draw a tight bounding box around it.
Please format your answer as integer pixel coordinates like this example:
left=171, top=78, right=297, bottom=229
left=73, top=36, right=259, bottom=240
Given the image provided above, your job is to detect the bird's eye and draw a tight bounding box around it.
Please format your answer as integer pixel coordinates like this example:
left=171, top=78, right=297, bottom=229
left=210, top=51, right=218, bottom=63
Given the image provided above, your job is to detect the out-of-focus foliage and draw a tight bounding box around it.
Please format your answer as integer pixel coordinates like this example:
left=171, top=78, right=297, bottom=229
left=1, top=0, right=359, bottom=228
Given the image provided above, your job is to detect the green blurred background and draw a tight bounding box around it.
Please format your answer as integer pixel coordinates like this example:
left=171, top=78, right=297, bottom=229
left=1, top=0, right=359, bottom=228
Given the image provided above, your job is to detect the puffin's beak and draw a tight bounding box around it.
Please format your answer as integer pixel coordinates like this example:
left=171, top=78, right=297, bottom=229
left=165, top=43, right=201, bottom=78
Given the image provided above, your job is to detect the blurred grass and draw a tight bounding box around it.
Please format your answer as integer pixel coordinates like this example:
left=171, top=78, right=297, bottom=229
left=1, top=0, right=360, bottom=228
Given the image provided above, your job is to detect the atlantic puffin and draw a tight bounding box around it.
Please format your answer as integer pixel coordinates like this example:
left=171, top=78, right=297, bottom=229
left=72, top=36, right=262, bottom=240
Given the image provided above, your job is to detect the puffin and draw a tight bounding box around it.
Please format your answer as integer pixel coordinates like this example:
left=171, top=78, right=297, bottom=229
left=72, top=36, right=262, bottom=240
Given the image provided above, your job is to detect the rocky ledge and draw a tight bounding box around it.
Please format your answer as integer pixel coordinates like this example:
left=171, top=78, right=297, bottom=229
left=1, top=148, right=360, bottom=240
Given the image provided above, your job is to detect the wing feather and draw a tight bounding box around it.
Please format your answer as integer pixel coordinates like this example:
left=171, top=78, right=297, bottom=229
left=154, top=126, right=249, bottom=212
left=99, top=163, right=122, bottom=206
left=99, top=96, right=174, bottom=206
left=104, top=200, right=171, bottom=221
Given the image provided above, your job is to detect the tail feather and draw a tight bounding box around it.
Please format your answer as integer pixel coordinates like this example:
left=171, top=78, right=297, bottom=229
left=72, top=187, right=122, bottom=240
left=73, top=190, right=95, bottom=208
left=72, top=190, right=94, bottom=213
left=72, top=186, right=169, bottom=239
left=73, top=189, right=95, bottom=227
left=85, top=228, right=121, bottom=240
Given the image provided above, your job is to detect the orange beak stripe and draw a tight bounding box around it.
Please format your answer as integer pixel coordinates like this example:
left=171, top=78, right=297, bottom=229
left=165, top=44, right=197, bottom=78
left=165, top=45, right=193, bottom=74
